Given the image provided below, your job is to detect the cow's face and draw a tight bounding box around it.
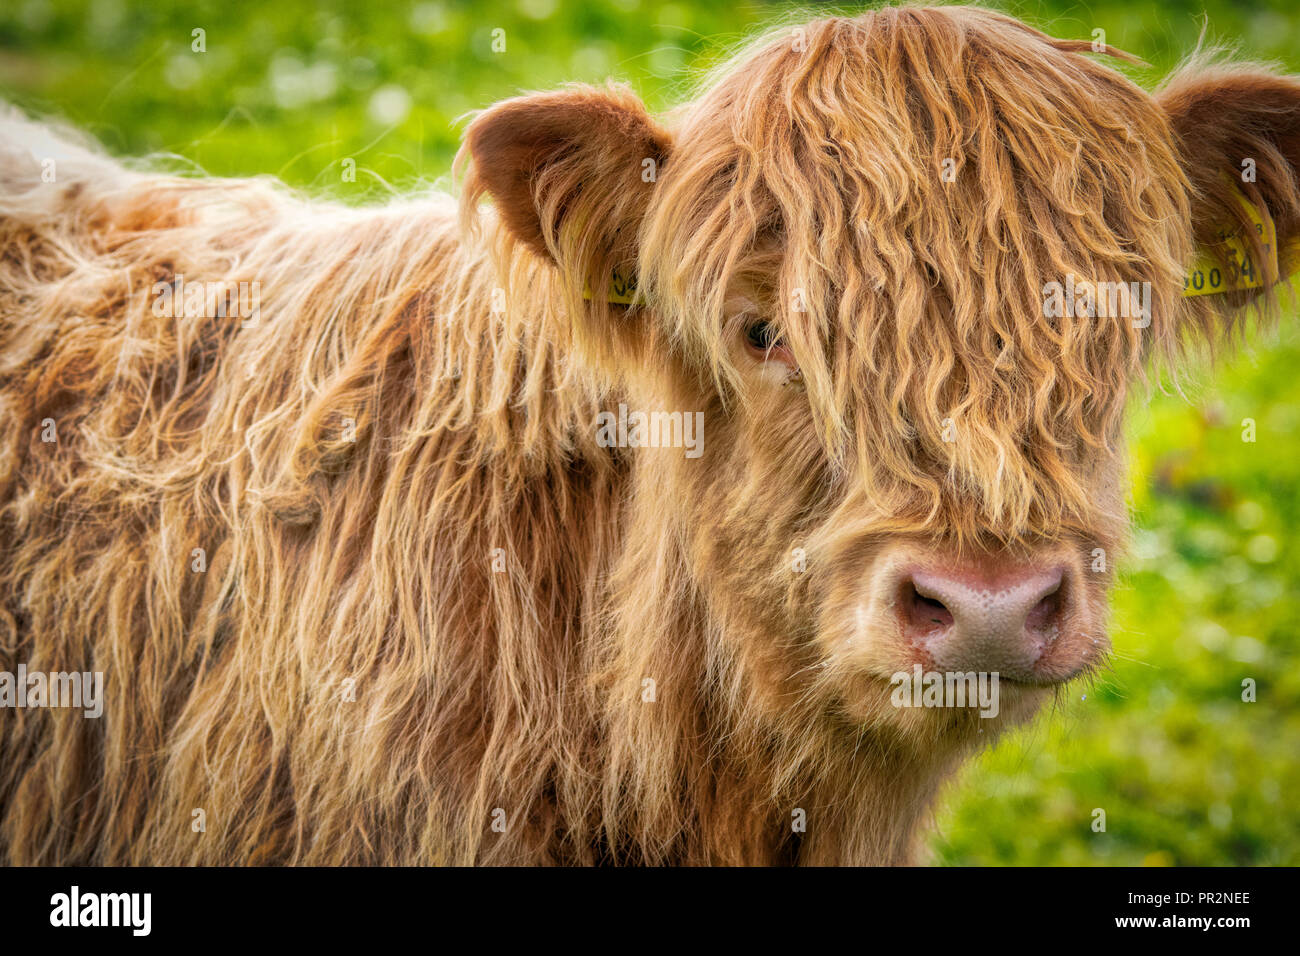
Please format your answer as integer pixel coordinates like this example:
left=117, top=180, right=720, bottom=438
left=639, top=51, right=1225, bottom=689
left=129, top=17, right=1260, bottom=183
left=463, top=6, right=1300, bottom=742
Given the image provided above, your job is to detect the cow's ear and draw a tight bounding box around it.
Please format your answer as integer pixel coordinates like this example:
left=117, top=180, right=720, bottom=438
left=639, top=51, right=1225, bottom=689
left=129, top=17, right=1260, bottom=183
left=1158, top=63, right=1300, bottom=301
left=459, top=84, right=670, bottom=291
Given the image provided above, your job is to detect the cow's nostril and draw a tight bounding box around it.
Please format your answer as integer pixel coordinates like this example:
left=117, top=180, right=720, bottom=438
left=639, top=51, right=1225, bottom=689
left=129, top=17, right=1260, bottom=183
left=900, top=579, right=954, bottom=634
left=918, top=594, right=947, bottom=616
left=1024, top=583, right=1064, bottom=636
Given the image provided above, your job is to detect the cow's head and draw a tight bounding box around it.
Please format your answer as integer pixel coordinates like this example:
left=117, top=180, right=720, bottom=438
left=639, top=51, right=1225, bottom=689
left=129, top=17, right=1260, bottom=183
left=461, top=6, right=1300, bottom=744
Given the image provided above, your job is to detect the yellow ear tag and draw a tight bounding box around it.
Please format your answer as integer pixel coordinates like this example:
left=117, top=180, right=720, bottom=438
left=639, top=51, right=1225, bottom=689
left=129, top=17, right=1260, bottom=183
left=582, top=265, right=643, bottom=306
left=1182, top=189, right=1280, bottom=297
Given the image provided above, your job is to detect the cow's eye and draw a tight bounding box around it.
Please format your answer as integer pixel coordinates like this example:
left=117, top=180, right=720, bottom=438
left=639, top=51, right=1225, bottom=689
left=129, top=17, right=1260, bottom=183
left=742, top=318, right=797, bottom=372
left=745, top=320, right=784, bottom=353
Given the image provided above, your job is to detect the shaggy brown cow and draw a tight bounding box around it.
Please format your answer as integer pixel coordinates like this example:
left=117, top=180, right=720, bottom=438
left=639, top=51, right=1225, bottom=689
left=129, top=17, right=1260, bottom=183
left=1, top=5, right=1298, bottom=865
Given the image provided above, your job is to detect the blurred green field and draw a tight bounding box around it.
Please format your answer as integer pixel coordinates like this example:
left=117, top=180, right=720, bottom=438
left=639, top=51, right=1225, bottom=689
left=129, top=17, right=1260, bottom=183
left=1, top=0, right=1296, bottom=865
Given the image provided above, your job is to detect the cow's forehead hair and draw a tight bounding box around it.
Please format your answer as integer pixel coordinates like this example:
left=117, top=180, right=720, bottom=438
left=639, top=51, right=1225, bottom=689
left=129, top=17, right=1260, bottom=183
left=639, top=6, right=1199, bottom=539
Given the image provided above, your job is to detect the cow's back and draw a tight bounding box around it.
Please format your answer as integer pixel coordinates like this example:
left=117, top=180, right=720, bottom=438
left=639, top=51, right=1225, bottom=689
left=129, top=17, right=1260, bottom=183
left=0, top=107, right=627, bottom=864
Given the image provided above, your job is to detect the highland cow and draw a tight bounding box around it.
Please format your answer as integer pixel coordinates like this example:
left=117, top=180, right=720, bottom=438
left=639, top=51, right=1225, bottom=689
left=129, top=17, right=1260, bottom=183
left=1, top=5, right=1298, bottom=865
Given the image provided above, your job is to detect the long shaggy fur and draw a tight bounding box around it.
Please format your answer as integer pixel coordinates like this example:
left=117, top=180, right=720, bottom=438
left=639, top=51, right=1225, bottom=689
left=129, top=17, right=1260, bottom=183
left=2, top=5, right=1298, bottom=865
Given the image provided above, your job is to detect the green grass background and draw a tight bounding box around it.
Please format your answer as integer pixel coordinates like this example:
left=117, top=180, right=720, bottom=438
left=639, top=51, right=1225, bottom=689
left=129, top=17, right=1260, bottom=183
left=2, top=0, right=1296, bottom=865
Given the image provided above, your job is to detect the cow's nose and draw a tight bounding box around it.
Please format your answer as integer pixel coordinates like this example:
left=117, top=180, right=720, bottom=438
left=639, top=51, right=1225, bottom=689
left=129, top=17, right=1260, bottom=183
left=897, top=564, right=1068, bottom=682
